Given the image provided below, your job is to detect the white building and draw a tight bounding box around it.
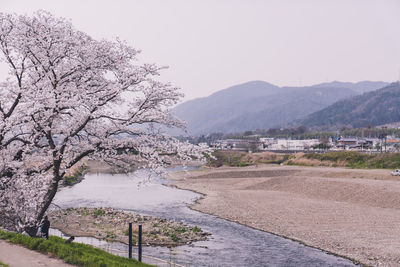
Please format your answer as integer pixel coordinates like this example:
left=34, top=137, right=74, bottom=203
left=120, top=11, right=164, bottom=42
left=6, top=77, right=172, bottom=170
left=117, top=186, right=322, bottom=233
left=266, top=139, right=320, bottom=151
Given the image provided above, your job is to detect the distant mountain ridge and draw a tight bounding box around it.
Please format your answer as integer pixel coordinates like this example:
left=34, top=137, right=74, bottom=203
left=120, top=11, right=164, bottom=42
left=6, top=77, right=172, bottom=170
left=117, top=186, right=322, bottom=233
left=172, top=80, right=389, bottom=135
left=297, top=82, right=400, bottom=130
left=312, top=81, right=389, bottom=94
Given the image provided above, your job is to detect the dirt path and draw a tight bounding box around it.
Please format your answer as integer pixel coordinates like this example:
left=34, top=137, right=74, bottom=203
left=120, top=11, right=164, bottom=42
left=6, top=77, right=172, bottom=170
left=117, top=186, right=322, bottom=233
left=0, top=240, right=73, bottom=267
left=171, top=165, right=400, bottom=266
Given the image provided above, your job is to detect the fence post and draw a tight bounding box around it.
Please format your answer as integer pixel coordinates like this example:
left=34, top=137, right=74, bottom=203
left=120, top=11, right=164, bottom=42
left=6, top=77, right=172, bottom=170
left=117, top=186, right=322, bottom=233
left=138, top=224, right=142, bottom=262
left=128, top=223, right=132, bottom=259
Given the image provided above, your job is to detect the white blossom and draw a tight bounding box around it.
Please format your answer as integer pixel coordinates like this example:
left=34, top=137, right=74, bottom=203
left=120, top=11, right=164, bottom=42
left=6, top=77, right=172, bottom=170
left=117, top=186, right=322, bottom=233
left=0, top=11, right=208, bottom=236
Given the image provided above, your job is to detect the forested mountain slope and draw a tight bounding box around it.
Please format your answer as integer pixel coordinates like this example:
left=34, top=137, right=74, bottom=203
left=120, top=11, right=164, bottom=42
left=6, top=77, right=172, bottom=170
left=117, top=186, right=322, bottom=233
left=172, top=81, right=388, bottom=135
left=298, top=82, right=400, bottom=130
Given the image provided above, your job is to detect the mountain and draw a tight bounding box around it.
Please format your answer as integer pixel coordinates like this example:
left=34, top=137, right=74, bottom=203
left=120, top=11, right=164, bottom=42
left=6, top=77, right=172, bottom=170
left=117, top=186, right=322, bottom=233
left=312, top=81, right=389, bottom=94
left=172, top=80, right=389, bottom=135
left=298, top=82, right=400, bottom=130
left=172, top=81, right=279, bottom=135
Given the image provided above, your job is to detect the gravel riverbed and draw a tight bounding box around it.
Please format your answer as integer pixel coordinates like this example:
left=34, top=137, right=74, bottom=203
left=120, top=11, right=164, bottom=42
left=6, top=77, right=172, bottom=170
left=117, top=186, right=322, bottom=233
left=171, top=165, right=400, bottom=266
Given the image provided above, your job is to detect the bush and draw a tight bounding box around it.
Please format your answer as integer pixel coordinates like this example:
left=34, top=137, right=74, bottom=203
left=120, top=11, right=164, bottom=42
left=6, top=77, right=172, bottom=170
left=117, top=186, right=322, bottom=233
left=193, top=226, right=201, bottom=233
left=170, top=234, right=179, bottom=242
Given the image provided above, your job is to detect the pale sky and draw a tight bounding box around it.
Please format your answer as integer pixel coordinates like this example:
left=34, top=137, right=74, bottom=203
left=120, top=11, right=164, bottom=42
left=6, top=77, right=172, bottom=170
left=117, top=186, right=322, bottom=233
left=1, top=0, right=400, bottom=102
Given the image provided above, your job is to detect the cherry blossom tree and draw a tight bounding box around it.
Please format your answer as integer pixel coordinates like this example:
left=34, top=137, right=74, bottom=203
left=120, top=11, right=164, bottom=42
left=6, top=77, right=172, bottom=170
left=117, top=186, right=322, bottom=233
left=0, top=11, right=206, bottom=236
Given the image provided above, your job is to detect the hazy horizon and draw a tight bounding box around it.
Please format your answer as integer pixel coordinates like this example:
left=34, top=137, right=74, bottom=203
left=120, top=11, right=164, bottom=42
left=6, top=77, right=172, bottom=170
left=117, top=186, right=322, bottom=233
left=1, top=0, right=400, bottom=102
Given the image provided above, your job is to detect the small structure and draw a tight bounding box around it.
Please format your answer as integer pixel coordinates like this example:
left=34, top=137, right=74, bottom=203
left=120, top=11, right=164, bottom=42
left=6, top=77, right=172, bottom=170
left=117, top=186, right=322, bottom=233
left=267, top=139, right=320, bottom=151
left=210, top=139, right=263, bottom=152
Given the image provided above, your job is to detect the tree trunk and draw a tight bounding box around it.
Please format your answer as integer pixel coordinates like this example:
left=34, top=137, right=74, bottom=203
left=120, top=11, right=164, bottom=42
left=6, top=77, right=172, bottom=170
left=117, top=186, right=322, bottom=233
left=25, top=176, right=61, bottom=236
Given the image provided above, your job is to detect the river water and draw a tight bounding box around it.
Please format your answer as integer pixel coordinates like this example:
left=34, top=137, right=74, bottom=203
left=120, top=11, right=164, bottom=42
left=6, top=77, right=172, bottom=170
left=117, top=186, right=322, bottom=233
left=52, top=167, right=356, bottom=267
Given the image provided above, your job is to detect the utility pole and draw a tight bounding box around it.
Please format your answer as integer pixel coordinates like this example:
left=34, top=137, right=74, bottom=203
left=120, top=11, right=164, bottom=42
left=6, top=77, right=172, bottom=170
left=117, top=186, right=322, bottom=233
left=385, top=134, right=387, bottom=153
left=380, top=126, right=387, bottom=153
left=383, top=126, right=387, bottom=153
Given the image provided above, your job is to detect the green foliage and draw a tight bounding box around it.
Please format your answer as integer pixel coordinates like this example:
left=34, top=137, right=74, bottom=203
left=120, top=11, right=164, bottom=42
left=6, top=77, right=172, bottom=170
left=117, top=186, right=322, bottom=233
left=92, top=209, right=105, bottom=216
left=261, top=154, right=290, bottom=164
left=209, top=150, right=400, bottom=169
left=193, top=226, right=201, bottom=233
left=312, top=143, right=331, bottom=150
left=170, top=234, right=179, bottom=242
left=303, top=151, right=400, bottom=169
left=174, top=227, right=187, bottom=234
left=0, top=260, right=9, bottom=267
left=105, top=231, right=117, bottom=240
left=62, top=164, right=88, bottom=186
left=207, top=151, right=248, bottom=167
left=0, top=230, right=153, bottom=267
left=208, top=150, right=289, bottom=167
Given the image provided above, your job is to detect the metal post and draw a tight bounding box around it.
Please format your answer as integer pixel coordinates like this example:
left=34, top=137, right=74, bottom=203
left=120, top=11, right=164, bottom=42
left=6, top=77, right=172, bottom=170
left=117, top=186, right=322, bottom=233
left=128, top=223, right=132, bottom=259
left=138, top=225, right=142, bottom=262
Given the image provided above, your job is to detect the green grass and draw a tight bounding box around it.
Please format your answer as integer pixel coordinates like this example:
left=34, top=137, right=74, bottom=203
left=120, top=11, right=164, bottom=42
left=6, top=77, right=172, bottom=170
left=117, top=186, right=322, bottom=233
left=105, top=231, right=117, bottom=240
left=303, top=151, right=400, bottom=169
left=92, top=209, right=105, bottom=216
left=170, top=234, right=180, bottom=242
left=208, top=150, right=289, bottom=167
left=0, top=260, right=9, bottom=267
left=0, top=230, right=153, bottom=267
left=210, top=150, right=400, bottom=169
left=207, top=151, right=249, bottom=167
left=193, top=226, right=201, bottom=233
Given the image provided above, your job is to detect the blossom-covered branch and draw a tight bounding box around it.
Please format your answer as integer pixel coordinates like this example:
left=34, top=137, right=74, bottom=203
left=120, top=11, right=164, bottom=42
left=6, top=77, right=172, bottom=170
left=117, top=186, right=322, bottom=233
left=0, top=11, right=208, bottom=236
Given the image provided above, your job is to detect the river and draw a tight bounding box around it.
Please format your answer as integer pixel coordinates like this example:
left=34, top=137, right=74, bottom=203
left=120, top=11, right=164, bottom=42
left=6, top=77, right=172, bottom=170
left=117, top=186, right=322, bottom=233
left=52, top=167, right=356, bottom=267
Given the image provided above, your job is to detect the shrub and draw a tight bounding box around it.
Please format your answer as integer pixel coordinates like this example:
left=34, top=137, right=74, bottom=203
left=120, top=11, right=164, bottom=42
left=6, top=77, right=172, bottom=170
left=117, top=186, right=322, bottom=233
left=92, top=209, right=105, bottom=216
left=170, top=234, right=179, bottom=242
left=193, top=226, right=201, bottom=233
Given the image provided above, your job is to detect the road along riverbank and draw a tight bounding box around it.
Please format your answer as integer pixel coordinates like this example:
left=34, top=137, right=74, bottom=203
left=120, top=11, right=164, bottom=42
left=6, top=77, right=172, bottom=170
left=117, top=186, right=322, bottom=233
left=0, top=240, right=74, bottom=267
left=170, top=164, right=400, bottom=266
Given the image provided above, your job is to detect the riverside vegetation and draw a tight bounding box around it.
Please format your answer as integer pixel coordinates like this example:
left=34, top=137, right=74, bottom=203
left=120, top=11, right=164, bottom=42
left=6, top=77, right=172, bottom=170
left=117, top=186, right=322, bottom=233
left=287, top=151, right=400, bottom=168
left=209, top=150, right=400, bottom=169
left=0, top=230, right=152, bottom=267
left=62, top=164, right=89, bottom=186
left=207, top=150, right=289, bottom=167
left=48, top=207, right=210, bottom=246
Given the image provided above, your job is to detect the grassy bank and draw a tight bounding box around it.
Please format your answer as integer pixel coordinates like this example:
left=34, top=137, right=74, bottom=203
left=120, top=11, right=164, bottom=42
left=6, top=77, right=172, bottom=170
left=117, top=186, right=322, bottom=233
left=0, top=260, right=8, bottom=267
left=0, top=230, right=152, bottom=267
left=62, top=164, right=89, bottom=186
left=290, top=151, right=400, bottom=169
left=208, top=150, right=289, bottom=167
left=209, top=150, right=400, bottom=169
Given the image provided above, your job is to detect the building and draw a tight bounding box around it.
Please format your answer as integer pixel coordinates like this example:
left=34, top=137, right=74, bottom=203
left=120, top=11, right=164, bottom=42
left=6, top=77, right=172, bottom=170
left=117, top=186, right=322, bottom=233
left=265, top=139, right=320, bottom=151
left=210, top=139, right=263, bottom=152
left=336, top=138, right=376, bottom=150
